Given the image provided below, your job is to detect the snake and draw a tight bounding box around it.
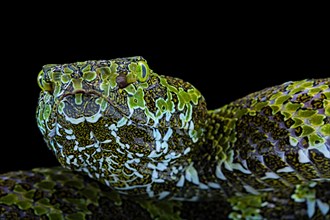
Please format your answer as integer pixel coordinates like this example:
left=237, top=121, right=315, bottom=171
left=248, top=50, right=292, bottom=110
left=0, top=56, right=329, bottom=219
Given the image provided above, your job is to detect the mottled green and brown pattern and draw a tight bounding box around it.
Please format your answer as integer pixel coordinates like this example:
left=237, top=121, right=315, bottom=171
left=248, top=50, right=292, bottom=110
left=1, top=56, right=329, bottom=219
left=1, top=167, right=329, bottom=219
left=36, top=57, right=207, bottom=200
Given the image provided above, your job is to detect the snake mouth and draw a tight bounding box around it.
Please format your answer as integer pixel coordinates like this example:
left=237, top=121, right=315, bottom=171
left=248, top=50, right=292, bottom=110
left=61, top=89, right=102, bottom=97
left=60, top=89, right=116, bottom=107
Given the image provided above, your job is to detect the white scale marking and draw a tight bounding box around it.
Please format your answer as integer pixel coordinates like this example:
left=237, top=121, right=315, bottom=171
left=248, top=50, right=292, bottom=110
left=148, top=150, right=162, bottom=158
left=109, top=124, right=117, bottom=131
left=228, top=163, right=252, bottom=174
left=101, top=139, right=112, bottom=144
left=117, top=117, right=128, bottom=127
left=171, top=166, right=178, bottom=175
left=161, top=142, right=168, bottom=154
left=241, top=159, right=248, bottom=169
left=179, top=113, right=185, bottom=128
left=124, top=163, right=137, bottom=171
left=111, top=131, right=117, bottom=137
left=134, top=171, right=144, bottom=179
left=65, top=135, right=75, bottom=140
left=152, top=170, right=158, bottom=179
left=173, top=196, right=199, bottom=202
left=55, top=123, right=62, bottom=136
left=208, top=182, right=221, bottom=189
left=161, top=158, right=172, bottom=163
left=158, top=191, right=171, bottom=200
left=183, top=147, right=191, bottom=155
left=277, top=166, right=295, bottom=173
left=215, top=163, right=227, bottom=180
left=147, top=163, right=156, bottom=169
left=165, top=112, right=172, bottom=121
left=189, top=120, right=194, bottom=130
left=153, top=129, right=161, bottom=141
left=128, top=108, right=134, bottom=119
left=156, top=163, right=167, bottom=171
left=127, top=158, right=140, bottom=164
left=289, top=136, right=299, bottom=146
left=307, top=199, right=316, bottom=218
left=72, top=158, right=79, bottom=167
left=116, top=148, right=124, bottom=154
left=154, top=179, right=165, bottom=183
left=98, top=158, right=104, bottom=170
left=198, top=183, right=209, bottom=190
left=176, top=175, right=185, bottom=187
left=106, top=157, right=119, bottom=165
left=66, top=155, right=74, bottom=165
left=261, top=172, right=280, bottom=180
left=146, top=185, right=154, bottom=197
left=48, top=128, right=56, bottom=139
left=86, top=112, right=102, bottom=123
left=66, top=116, right=85, bottom=124
left=89, top=131, right=94, bottom=139
left=298, top=149, right=311, bottom=163
left=82, top=167, right=89, bottom=174
left=55, top=142, right=64, bottom=155
left=185, top=163, right=199, bottom=185
left=156, top=141, right=161, bottom=152
left=135, top=153, right=144, bottom=157
left=165, top=152, right=181, bottom=160
left=64, top=128, right=73, bottom=134
left=163, top=128, right=173, bottom=141
left=243, top=185, right=259, bottom=195
left=317, top=199, right=330, bottom=215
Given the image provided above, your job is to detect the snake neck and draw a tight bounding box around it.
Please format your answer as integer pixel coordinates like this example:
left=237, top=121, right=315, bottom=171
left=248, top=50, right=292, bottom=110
left=188, top=78, right=330, bottom=200
left=187, top=108, right=245, bottom=198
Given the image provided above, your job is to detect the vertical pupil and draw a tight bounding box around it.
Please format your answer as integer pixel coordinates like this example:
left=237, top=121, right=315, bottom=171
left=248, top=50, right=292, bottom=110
left=141, top=64, right=147, bottom=78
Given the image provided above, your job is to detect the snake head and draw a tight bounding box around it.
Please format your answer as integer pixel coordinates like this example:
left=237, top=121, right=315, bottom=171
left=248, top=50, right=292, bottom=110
left=37, top=56, right=149, bottom=95
left=36, top=56, right=207, bottom=199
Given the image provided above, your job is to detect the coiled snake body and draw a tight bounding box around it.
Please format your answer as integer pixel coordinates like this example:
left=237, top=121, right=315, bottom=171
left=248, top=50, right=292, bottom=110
left=1, top=57, right=329, bottom=219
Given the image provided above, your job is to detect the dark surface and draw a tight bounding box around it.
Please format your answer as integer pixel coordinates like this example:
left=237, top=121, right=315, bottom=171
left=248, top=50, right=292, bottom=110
left=1, top=14, right=330, bottom=174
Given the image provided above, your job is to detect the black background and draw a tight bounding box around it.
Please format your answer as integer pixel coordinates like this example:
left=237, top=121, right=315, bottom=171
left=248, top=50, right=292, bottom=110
left=1, top=8, right=329, bottom=174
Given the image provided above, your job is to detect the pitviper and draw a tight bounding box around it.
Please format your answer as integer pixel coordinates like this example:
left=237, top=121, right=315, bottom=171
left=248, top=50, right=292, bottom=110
left=1, top=56, right=329, bottom=219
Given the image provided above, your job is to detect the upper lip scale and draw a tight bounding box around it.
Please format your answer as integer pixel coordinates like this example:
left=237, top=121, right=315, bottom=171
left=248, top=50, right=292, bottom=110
left=58, top=89, right=130, bottom=119
left=57, top=88, right=184, bottom=130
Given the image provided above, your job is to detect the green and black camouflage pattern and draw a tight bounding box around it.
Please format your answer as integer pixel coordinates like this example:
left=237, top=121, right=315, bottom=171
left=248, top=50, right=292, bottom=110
left=0, top=57, right=329, bottom=219
left=1, top=168, right=329, bottom=219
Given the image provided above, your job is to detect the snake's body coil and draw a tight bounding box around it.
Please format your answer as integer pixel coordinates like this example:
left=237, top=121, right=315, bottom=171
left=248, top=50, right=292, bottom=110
left=1, top=57, right=329, bottom=219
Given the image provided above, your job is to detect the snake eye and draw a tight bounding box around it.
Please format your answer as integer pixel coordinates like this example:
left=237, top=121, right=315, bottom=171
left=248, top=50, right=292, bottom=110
left=137, top=61, right=150, bottom=82
left=37, top=70, right=53, bottom=93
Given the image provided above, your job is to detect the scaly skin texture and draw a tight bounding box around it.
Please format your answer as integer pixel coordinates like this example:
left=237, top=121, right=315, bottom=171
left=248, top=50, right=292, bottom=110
left=1, top=167, right=329, bottom=219
left=36, top=57, right=208, bottom=200
left=1, top=56, right=329, bottom=219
